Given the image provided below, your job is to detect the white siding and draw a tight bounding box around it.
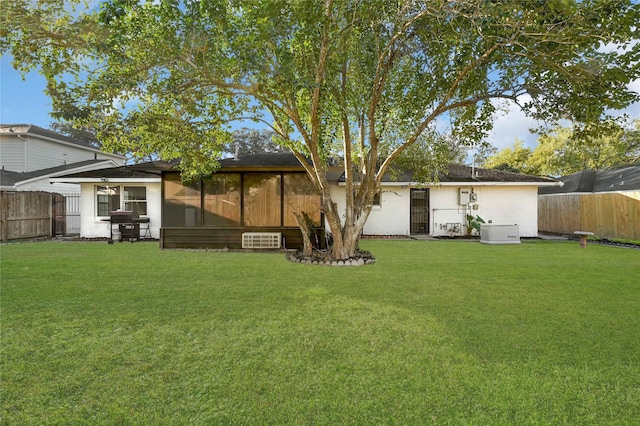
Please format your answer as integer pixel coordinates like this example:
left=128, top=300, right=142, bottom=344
left=0, top=135, right=27, bottom=171
left=1, top=134, right=124, bottom=172
left=79, top=182, right=162, bottom=239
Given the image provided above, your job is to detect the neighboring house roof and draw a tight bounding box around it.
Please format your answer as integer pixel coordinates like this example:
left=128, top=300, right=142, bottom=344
left=539, top=165, right=640, bottom=194
left=0, top=124, right=126, bottom=159
left=0, top=159, right=118, bottom=190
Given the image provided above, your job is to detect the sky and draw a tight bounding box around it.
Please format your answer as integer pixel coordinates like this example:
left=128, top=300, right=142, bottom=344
left=2, top=53, right=639, bottom=152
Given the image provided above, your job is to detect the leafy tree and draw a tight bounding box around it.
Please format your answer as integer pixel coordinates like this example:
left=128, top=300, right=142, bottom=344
left=2, top=0, right=639, bottom=259
left=529, top=120, right=640, bottom=176
left=50, top=121, right=101, bottom=147
left=485, top=119, right=640, bottom=176
left=226, top=129, right=289, bottom=157
left=481, top=140, right=533, bottom=174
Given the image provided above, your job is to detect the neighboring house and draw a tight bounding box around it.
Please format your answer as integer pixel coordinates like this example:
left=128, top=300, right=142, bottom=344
left=538, top=165, right=640, bottom=240
left=335, top=164, right=559, bottom=238
left=50, top=164, right=163, bottom=240
left=1, top=124, right=125, bottom=194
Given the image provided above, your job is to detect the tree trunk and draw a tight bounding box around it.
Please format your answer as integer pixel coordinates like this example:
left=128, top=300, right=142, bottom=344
left=293, top=211, right=313, bottom=257
left=322, top=194, right=374, bottom=260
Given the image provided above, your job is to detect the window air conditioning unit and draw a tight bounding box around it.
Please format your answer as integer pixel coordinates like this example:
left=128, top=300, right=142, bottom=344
left=242, top=232, right=282, bottom=249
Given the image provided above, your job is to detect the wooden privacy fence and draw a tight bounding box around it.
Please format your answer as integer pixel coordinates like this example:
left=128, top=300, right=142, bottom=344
left=538, top=192, right=640, bottom=240
left=0, top=191, right=66, bottom=242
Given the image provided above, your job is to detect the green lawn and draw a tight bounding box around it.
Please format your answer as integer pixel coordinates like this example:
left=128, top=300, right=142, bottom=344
left=1, top=240, right=639, bottom=425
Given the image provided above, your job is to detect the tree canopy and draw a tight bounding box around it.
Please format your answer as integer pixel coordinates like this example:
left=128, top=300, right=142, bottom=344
left=2, top=0, right=639, bottom=258
left=226, top=129, right=289, bottom=157
left=482, top=119, right=640, bottom=176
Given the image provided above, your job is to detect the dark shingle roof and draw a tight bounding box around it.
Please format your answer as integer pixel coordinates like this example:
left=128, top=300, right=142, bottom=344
left=539, top=166, right=640, bottom=194
left=0, top=160, right=114, bottom=186
left=218, top=152, right=306, bottom=168
left=53, top=162, right=163, bottom=179
left=339, top=164, right=556, bottom=184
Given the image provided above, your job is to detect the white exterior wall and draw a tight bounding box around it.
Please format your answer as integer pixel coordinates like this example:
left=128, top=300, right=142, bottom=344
left=363, top=187, right=411, bottom=235
left=470, top=186, right=539, bottom=237
left=79, top=182, right=162, bottom=239
left=430, top=187, right=469, bottom=236
left=332, top=184, right=540, bottom=238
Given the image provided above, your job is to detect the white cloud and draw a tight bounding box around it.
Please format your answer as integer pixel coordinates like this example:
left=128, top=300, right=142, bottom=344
left=487, top=97, right=542, bottom=150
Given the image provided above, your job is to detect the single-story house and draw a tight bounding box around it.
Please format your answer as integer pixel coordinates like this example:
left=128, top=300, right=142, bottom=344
left=538, top=165, right=640, bottom=240
left=52, top=153, right=560, bottom=246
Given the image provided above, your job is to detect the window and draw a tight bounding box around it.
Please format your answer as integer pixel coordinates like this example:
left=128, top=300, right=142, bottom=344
left=283, top=174, right=321, bottom=227
left=163, top=173, right=201, bottom=227
left=243, top=174, right=281, bottom=226
left=96, top=185, right=147, bottom=217
left=203, top=174, right=241, bottom=227
left=97, top=186, right=120, bottom=217
left=124, top=186, right=147, bottom=215
left=373, top=190, right=381, bottom=208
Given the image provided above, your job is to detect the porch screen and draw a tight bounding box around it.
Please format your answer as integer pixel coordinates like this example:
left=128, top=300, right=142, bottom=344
left=243, top=174, right=281, bottom=226
left=203, top=174, right=241, bottom=227
left=283, top=174, right=321, bottom=227
left=163, top=173, right=201, bottom=227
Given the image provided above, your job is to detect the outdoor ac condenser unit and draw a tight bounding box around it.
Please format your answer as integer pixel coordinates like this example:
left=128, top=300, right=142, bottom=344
left=242, top=232, right=282, bottom=249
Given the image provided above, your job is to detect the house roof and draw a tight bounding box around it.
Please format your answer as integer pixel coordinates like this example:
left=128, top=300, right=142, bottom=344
left=0, top=124, right=126, bottom=159
left=0, top=159, right=116, bottom=188
left=339, top=164, right=557, bottom=185
left=49, top=161, right=163, bottom=184
left=218, top=152, right=307, bottom=169
left=539, top=165, right=640, bottom=194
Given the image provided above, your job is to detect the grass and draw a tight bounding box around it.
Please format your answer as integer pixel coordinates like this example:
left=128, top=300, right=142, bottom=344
left=1, top=240, right=639, bottom=425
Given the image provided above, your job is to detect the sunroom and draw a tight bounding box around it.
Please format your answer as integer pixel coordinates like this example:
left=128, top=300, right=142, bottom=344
left=160, top=153, right=325, bottom=250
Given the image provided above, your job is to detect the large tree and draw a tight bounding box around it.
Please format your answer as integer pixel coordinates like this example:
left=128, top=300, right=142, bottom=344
left=2, top=0, right=639, bottom=259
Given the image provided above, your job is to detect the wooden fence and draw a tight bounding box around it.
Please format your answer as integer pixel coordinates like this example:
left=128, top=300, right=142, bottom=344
left=0, top=191, right=66, bottom=242
left=538, top=191, right=640, bottom=240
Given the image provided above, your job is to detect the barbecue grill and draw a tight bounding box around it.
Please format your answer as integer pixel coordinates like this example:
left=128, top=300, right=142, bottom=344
left=108, top=211, right=140, bottom=243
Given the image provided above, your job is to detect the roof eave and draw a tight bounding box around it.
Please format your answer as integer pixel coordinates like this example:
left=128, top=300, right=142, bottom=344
left=50, top=177, right=161, bottom=184
left=339, top=181, right=560, bottom=187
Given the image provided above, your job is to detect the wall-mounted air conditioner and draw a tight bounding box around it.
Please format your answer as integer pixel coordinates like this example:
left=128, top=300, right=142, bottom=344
left=480, top=224, right=520, bottom=244
left=242, top=232, right=282, bottom=249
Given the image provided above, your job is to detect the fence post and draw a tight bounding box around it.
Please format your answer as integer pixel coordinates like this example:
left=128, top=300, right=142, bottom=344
left=0, top=191, right=7, bottom=243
